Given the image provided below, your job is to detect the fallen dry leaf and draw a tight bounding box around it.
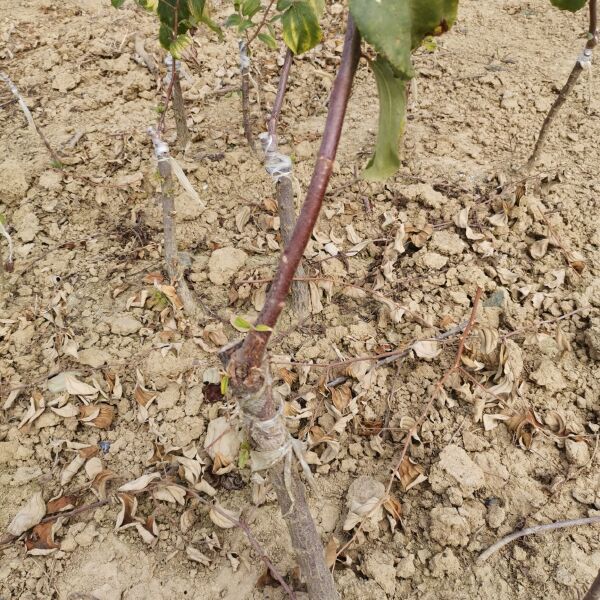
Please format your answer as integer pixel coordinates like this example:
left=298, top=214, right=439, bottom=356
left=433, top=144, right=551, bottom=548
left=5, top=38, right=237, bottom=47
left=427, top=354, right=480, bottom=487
left=79, top=404, right=114, bottom=429
left=506, top=409, right=544, bottom=449
left=64, top=374, right=98, bottom=397
left=115, top=493, right=139, bottom=530
left=209, top=503, right=239, bottom=529
left=187, top=545, right=211, bottom=565
left=156, top=283, right=184, bottom=310
left=7, top=492, right=46, bottom=536
left=25, top=521, right=60, bottom=555
left=395, top=455, right=427, bottom=492
left=92, top=469, right=118, bottom=500
left=47, top=495, right=77, bottom=514
left=118, top=472, right=161, bottom=493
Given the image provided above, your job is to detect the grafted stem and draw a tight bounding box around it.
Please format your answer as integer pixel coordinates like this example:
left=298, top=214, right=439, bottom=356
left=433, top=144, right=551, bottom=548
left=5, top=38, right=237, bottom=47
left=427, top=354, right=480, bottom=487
left=222, top=17, right=361, bottom=600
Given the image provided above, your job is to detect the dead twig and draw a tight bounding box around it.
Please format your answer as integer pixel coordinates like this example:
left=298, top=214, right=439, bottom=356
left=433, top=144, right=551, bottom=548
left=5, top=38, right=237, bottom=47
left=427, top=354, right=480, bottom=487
left=0, top=71, right=62, bottom=164
left=336, top=288, right=483, bottom=560
left=478, top=515, right=600, bottom=562
left=186, top=488, right=296, bottom=600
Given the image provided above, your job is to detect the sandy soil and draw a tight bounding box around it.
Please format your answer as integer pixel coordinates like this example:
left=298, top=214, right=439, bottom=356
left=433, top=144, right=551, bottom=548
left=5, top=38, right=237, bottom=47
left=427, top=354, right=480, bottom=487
left=1, top=0, right=599, bottom=599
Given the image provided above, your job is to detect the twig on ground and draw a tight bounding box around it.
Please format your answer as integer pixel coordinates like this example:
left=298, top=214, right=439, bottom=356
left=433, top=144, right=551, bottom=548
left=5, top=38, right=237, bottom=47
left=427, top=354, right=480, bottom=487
left=336, top=289, right=483, bottom=561
left=0, top=71, right=62, bottom=164
left=186, top=488, right=296, bottom=600
left=478, top=515, right=600, bottom=562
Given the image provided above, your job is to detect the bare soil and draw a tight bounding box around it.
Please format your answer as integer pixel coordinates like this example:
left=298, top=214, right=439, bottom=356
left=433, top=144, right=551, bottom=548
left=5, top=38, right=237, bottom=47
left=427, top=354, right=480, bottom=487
left=1, top=0, right=599, bottom=599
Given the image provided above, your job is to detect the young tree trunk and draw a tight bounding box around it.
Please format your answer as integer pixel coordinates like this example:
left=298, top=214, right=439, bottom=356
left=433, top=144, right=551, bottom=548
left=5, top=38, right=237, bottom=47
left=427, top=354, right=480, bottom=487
left=528, top=0, right=597, bottom=167
left=267, top=49, right=310, bottom=319
left=172, top=71, right=190, bottom=149
left=223, top=18, right=361, bottom=600
left=240, top=41, right=255, bottom=150
left=154, top=138, right=198, bottom=316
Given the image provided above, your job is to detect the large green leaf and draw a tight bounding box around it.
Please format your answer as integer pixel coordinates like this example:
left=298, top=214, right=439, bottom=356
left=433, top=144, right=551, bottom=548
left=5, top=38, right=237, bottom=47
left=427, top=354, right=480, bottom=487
left=549, top=0, right=587, bottom=11
left=363, top=57, right=408, bottom=181
left=281, top=0, right=323, bottom=54
left=349, top=0, right=458, bottom=77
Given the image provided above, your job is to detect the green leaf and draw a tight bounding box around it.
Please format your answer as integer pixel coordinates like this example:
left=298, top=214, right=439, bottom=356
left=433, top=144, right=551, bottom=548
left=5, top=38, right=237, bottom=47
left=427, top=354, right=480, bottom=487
left=225, top=13, right=243, bottom=27
left=169, top=33, right=192, bottom=58
left=232, top=315, right=252, bottom=331
left=238, top=441, right=251, bottom=469
left=111, top=0, right=126, bottom=7
left=220, top=374, right=230, bottom=396
left=189, top=0, right=206, bottom=20
left=258, top=32, right=278, bottom=49
left=238, top=18, right=255, bottom=32
left=362, top=57, right=408, bottom=181
left=281, top=0, right=322, bottom=54
left=549, top=0, right=586, bottom=10
left=242, top=0, right=261, bottom=18
left=254, top=324, right=273, bottom=332
left=349, top=0, right=458, bottom=77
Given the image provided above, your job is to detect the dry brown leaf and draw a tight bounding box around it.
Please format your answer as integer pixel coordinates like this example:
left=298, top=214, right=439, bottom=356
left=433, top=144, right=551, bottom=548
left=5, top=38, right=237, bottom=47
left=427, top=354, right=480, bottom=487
left=92, top=469, right=118, bottom=500
left=545, top=411, right=567, bottom=436
left=51, top=403, right=80, bottom=418
left=47, top=495, right=77, bottom=514
left=330, top=384, right=352, bottom=412
left=118, top=472, right=161, bottom=493
left=395, top=456, right=427, bottom=492
left=278, top=368, right=297, bottom=386
left=60, top=454, right=86, bottom=486
left=79, top=404, right=114, bottom=429
left=529, top=238, right=549, bottom=260
left=18, top=390, right=46, bottom=430
left=64, top=374, right=98, bottom=397
left=209, top=504, right=239, bottom=529
left=325, top=536, right=339, bottom=569
left=115, top=493, right=139, bottom=530
left=180, top=509, right=196, bottom=534
left=85, top=457, right=103, bottom=480
left=187, top=545, right=211, bottom=565
left=383, top=494, right=402, bottom=531
left=156, top=284, right=184, bottom=310
left=143, top=272, right=164, bottom=285
left=506, top=409, right=543, bottom=449
left=476, top=326, right=499, bottom=355
left=134, top=384, right=157, bottom=407
left=412, top=340, right=441, bottom=359
left=136, top=515, right=159, bottom=545
left=482, top=413, right=510, bottom=431
left=24, top=521, right=60, bottom=555
left=152, top=484, right=186, bottom=505
left=7, top=492, right=46, bottom=536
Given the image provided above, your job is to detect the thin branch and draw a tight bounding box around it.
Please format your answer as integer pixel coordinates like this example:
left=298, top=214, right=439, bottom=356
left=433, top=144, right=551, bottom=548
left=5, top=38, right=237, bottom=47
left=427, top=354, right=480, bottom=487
left=528, top=0, right=598, bottom=166
left=230, top=18, right=362, bottom=379
left=0, top=71, right=62, bottom=164
left=336, top=289, right=483, bottom=560
left=240, top=40, right=255, bottom=150
left=478, top=515, right=600, bottom=562
left=265, top=48, right=311, bottom=317
left=185, top=488, right=296, bottom=600
left=246, top=0, right=278, bottom=46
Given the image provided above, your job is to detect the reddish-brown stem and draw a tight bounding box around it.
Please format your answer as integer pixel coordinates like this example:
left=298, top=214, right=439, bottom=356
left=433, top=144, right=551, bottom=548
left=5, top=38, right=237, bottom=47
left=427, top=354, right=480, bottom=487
left=268, top=49, right=293, bottom=138
left=246, top=0, right=278, bottom=46
left=232, top=17, right=361, bottom=381
left=528, top=0, right=597, bottom=166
